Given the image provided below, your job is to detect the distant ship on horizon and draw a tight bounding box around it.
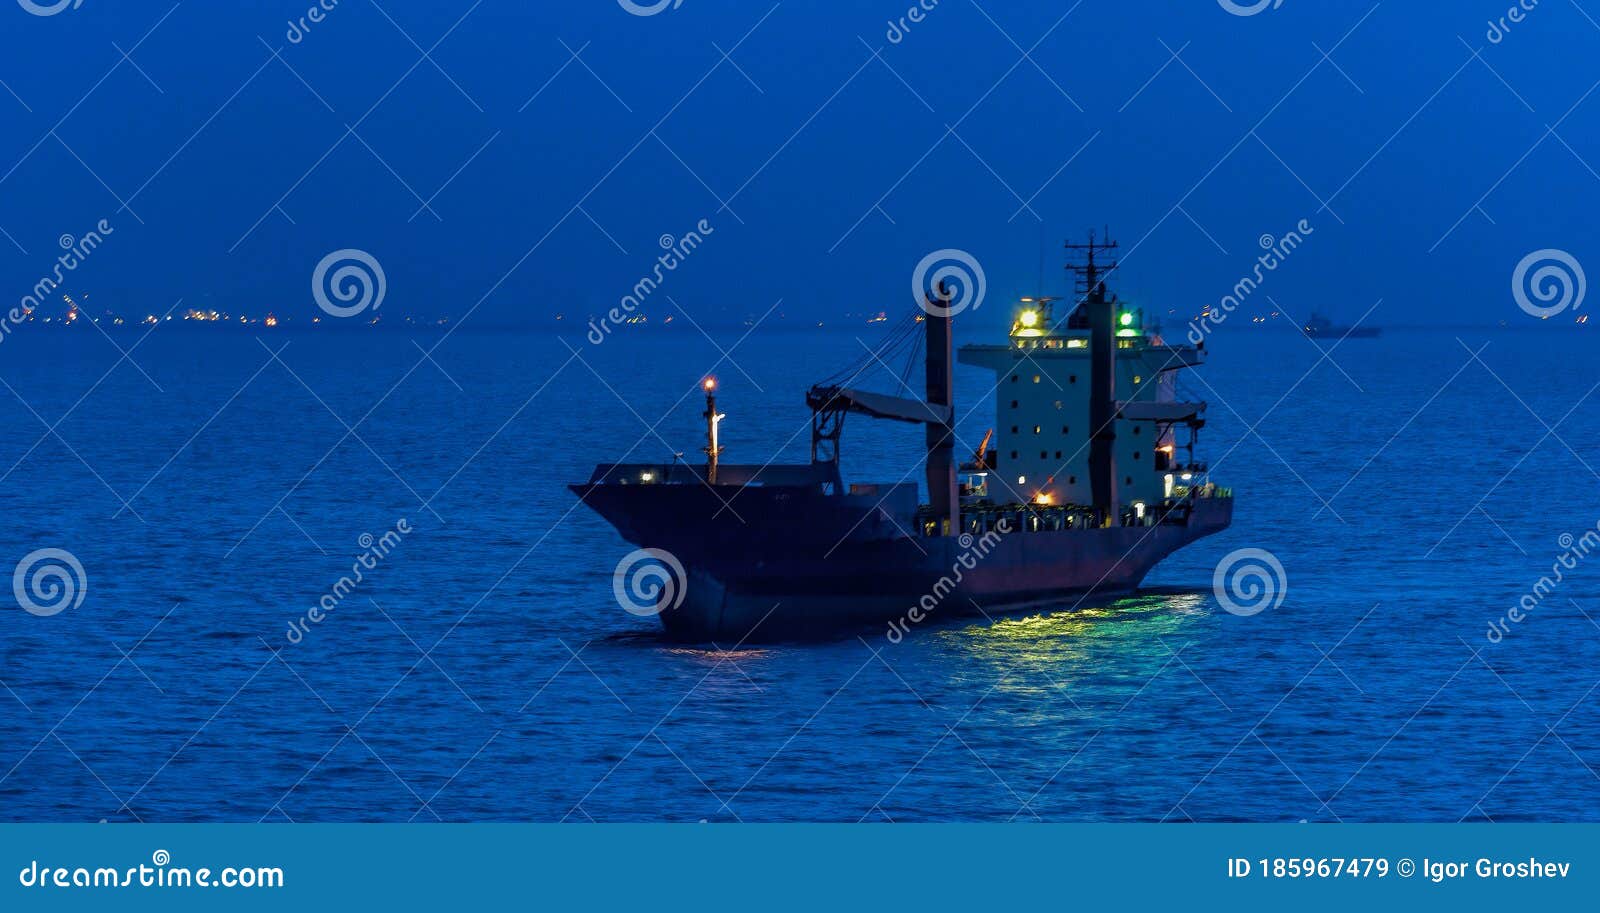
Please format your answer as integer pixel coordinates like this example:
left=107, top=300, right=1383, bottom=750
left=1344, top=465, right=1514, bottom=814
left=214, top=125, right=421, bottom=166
left=1300, top=311, right=1379, bottom=340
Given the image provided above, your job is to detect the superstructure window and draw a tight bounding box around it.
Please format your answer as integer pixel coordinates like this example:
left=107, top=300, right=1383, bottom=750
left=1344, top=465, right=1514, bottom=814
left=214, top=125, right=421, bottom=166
left=1033, top=425, right=1041, bottom=434
left=1032, top=375, right=1040, bottom=384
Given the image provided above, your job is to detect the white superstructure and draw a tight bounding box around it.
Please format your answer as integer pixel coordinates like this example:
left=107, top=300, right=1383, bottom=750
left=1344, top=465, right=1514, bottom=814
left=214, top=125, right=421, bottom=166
left=958, top=296, right=1209, bottom=512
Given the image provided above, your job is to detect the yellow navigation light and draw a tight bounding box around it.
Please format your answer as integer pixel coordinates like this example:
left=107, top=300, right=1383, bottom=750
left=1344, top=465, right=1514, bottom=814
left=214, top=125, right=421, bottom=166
left=1119, top=311, right=1134, bottom=327
left=1116, top=328, right=1138, bottom=338
left=1013, top=307, right=1045, bottom=338
left=703, top=377, right=717, bottom=391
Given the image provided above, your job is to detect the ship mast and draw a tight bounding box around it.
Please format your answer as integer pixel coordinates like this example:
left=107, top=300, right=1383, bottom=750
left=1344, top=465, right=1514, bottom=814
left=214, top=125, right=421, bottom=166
left=703, top=377, right=724, bottom=485
left=1065, top=231, right=1120, bottom=527
left=925, top=281, right=958, bottom=536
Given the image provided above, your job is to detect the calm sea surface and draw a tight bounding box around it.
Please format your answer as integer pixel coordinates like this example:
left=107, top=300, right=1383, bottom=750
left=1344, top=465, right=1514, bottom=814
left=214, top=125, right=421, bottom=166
left=1, top=324, right=1597, bottom=822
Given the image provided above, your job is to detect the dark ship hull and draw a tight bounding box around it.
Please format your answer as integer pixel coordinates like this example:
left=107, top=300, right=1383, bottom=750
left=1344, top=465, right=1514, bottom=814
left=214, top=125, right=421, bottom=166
left=572, top=474, right=1232, bottom=642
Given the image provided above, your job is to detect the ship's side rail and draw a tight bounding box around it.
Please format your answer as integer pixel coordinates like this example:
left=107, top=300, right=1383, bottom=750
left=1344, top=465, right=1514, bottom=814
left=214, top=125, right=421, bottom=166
left=915, top=484, right=1230, bottom=538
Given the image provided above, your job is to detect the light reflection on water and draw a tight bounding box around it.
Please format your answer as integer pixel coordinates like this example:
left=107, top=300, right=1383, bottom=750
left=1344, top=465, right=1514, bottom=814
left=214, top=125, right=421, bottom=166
left=933, top=592, right=1211, bottom=703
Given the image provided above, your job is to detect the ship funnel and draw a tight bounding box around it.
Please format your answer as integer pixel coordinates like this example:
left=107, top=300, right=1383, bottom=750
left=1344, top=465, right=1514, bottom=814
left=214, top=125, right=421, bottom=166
left=1088, top=278, right=1118, bottom=526
left=1066, top=232, right=1120, bottom=527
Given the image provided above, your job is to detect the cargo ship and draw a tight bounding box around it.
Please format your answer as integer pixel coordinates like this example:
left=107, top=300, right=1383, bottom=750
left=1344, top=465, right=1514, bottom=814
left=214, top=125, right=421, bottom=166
left=571, top=234, right=1233, bottom=642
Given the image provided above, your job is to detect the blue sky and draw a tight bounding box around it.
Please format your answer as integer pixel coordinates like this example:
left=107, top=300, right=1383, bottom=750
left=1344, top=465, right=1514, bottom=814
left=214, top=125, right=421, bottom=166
left=1, top=0, right=1598, bottom=330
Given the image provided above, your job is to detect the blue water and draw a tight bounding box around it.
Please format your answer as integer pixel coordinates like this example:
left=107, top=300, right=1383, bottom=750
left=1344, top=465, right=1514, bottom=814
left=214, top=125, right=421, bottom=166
left=2, top=325, right=1598, bottom=822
